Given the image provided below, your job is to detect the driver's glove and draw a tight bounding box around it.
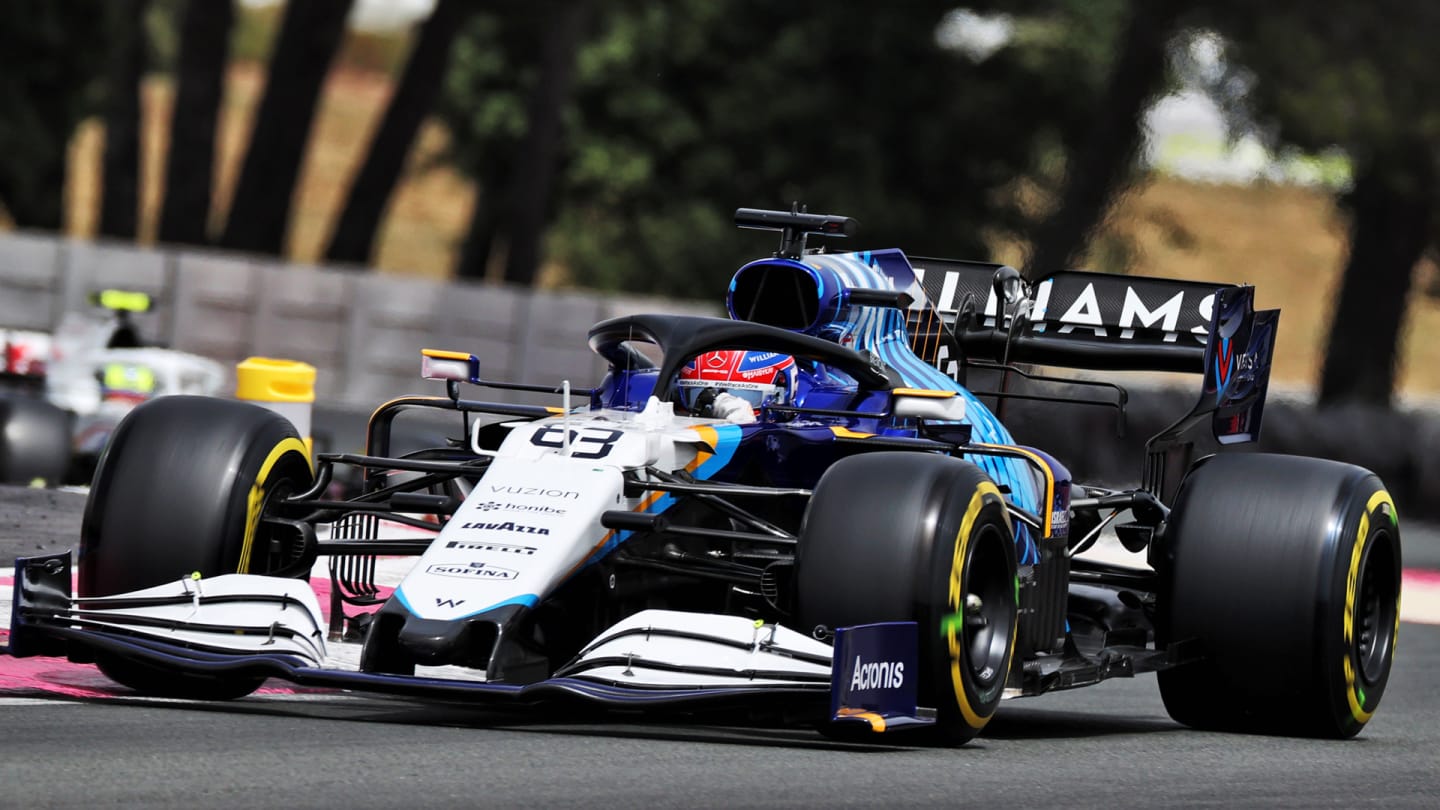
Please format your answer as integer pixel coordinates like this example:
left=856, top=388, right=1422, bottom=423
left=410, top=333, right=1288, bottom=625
left=710, top=391, right=757, bottom=424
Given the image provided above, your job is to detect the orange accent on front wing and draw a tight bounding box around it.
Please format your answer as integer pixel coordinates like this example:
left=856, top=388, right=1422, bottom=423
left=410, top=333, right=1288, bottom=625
left=834, top=707, right=887, bottom=732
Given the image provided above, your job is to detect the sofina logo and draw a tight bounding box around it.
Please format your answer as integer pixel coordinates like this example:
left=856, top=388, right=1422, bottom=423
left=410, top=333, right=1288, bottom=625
left=427, top=562, right=518, bottom=580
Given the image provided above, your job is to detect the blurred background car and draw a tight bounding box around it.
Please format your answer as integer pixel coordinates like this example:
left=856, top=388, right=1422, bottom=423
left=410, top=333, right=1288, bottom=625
left=0, top=290, right=225, bottom=486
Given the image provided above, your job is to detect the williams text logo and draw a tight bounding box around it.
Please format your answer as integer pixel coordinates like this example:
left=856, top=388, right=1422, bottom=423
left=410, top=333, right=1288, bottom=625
left=915, top=266, right=1220, bottom=345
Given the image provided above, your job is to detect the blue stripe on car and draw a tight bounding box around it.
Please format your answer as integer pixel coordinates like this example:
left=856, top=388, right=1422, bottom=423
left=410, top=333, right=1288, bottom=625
left=808, top=252, right=1040, bottom=563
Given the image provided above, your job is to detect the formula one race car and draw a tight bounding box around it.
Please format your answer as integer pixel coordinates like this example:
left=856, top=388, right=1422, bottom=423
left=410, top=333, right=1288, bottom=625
left=0, top=291, right=227, bottom=486
left=6, top=208, right=1401, bottom=742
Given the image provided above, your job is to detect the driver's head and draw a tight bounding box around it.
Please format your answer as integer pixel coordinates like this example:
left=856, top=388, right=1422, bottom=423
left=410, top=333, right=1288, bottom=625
left=676, top=350, right=797, bottom=416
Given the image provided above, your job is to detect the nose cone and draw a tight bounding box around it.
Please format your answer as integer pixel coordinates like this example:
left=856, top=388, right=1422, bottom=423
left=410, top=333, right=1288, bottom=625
left=364, top=599, right=543, bottom=681
left=396, top=616, right=493, bottom=666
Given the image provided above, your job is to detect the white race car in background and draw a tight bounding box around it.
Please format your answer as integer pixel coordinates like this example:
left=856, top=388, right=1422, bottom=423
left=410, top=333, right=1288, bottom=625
left=0, top=290, right=226, bottom=486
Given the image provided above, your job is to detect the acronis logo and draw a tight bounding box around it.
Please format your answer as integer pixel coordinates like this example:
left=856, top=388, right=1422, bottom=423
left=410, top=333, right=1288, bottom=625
left=849, top=656, right=905, bottom=690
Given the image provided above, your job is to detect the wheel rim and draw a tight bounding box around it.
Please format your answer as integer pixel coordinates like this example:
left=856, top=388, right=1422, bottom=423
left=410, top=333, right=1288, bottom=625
left=249, top=455, right=312, bottom=575
left=965, top=524, right=1015, bottom=687
left=1354, top=530, right=1398, bottom=685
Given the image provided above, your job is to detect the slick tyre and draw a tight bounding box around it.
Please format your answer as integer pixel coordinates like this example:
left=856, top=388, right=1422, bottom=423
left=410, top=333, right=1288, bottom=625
left=0, top=397, right=73, bottom=486
left=79, top=396, right=313, bottom=699
left=1157, top=453, right=1401, bottom=738
left=797, top=452, right=1018, bottom=744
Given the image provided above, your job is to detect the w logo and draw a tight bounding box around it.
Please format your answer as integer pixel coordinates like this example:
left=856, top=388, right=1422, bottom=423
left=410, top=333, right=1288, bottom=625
left=435, top=598, right=466, bottom=608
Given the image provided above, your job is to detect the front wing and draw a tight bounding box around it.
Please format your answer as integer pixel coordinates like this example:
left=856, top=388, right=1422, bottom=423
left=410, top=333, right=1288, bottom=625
left=6, top=552, right=932, bottom=732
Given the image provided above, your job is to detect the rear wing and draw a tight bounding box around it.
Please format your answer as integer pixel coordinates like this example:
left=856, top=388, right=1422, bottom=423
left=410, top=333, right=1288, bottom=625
left=725, top=206, right=1279, bottom=457
left=908, top=257, right=1231, bottom=374
left=904, top=256, right=1278, bottom=448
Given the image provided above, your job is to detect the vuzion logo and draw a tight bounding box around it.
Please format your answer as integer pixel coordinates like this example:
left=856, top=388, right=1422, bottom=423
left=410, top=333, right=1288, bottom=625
left=489, top=485, right=579, bottom=500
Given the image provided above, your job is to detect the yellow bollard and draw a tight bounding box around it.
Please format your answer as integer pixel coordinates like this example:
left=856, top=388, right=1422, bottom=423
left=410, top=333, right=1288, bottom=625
left=235, top=357, right=317, bottom=460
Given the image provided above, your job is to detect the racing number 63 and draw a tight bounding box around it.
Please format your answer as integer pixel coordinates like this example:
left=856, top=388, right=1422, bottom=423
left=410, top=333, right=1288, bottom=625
left=530, top=425, right=622, bottom=459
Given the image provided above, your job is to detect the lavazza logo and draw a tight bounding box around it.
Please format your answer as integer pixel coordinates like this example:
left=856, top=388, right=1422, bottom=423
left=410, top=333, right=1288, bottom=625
left=460, top=521, right=550, bottom=536
left=427, top=562, right=518, bottom=580
left=474, top=500, right=566, bottom=516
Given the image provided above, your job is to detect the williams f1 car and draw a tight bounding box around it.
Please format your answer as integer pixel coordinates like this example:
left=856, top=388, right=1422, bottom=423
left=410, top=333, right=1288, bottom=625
left=5, top=208, right=1401, bottom=742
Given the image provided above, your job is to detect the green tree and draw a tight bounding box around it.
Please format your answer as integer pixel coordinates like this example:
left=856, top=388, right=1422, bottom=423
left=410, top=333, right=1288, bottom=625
left=98, top=0, right=151, bottom=240
left=219, top=0, right=352, bottom=255
left=500, top=0, right=592, bottom=286
left=325, top=0, right=476, bottom=266
left=442, top=4, right=559, bottom=281
left=439, top=1, right=1130, bottom=296
left=158, top=0, right=235, bottom=246
left=1021, top=0, right=1191, bottom=280
left=0, top=0, right=111, bottom=229
left=1208, top=2, right=1440, bottom=407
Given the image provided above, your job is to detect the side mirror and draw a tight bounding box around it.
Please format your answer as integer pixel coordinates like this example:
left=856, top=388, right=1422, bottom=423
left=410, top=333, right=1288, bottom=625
left=892, top=388, right=968, bottom=421
left=421, top=349, right=481, bottom=384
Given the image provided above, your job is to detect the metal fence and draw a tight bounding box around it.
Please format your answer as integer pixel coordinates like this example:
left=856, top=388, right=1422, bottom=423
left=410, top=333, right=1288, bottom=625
left=0, top=230, right=718, bottom=408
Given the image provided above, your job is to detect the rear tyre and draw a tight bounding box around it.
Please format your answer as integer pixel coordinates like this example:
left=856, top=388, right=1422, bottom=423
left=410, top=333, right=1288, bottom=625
left=0, top=397, right=73, bottom=486
left=80, top=396, right=314, bottom=699
left=796, top=452, right=1018, bottom=744
left=1157, top=453, right=1401, bottom=738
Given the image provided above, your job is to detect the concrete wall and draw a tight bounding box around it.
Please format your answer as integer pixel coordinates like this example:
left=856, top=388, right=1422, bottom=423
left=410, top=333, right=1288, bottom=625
left=0, top=231, right=718, bottom=409
left=4, top=229, right=1436, bottom=518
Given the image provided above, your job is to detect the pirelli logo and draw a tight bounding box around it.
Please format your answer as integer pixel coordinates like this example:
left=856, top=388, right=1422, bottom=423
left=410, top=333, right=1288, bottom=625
left=445, top=540, right=537, bottom=556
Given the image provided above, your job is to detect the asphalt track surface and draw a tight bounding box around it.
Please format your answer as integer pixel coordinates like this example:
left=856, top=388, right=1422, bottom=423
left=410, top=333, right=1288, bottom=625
left=1, top=486, right=1438, bottom=808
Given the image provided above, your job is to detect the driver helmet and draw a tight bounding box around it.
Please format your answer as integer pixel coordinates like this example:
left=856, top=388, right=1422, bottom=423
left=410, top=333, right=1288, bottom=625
left=677, top=350, right=797, bottom=415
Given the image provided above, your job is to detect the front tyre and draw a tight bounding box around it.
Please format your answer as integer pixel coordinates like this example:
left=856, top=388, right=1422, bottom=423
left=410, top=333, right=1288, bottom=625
left=1157, top=453, right=1401, bottom=738
left=796, top=452, right=1018, bottom=744
left=80, top=396, right=314, bottom=699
